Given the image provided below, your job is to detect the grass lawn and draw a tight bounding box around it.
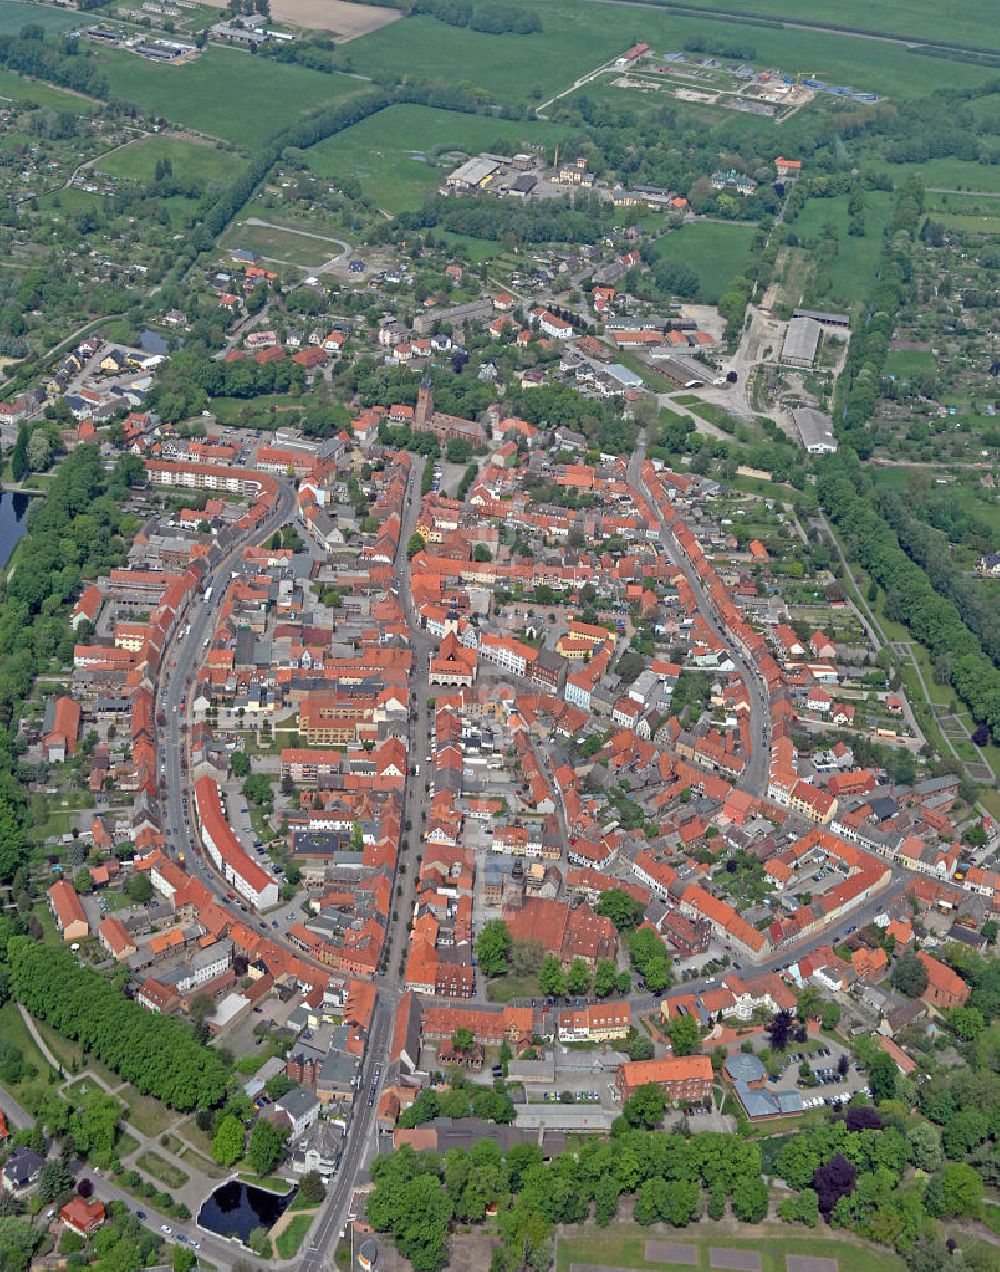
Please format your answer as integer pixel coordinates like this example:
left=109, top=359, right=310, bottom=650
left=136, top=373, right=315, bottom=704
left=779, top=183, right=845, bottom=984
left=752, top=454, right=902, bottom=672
left=654, top=222, right=755, bottom=304
left=983, top=1202, right=1000, bottom=1237
left=136, top=1150, right=189, bottom=1189
left=306, top=104, right=568, bottom=213
left=788, top=191, right=894, bottom=311
left=91, top=46, right=362, bottom=149
left=556, top=1223, right=906, bottom=1272
left=177, top=1115, right=216, bottom=1158
left=117, top=1130, right=141, bottom=1157
left=123, top=1091, right=174, bottom=1138
left=879, top=157, right=1000, bottom=194
left=883, top=348, right=936, bottom=378
left=485, top=973, right=542, bottom=1004
left=0, top=67, right=97, bottom=111
left=34, top=1017, right=83, bottom=1073
left=238, top=1172, right=294, bottom=1193
left=343, top=1, right=996, bottom=105
left=0, top=1000, right=55, bottom=1100
left=96, top=135, right=246, bottom=184
left=275, top=1213, right=315, bottom=1258
left=932, top=211, right=1000, bottom=236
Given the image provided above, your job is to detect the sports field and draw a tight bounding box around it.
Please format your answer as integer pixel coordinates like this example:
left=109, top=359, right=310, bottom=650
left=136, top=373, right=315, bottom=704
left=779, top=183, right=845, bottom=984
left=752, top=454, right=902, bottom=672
left=96, top=135, right=245, bottom=184
left=220, top=220, right=342, bottom=268
left=556, top=1226, right=906, bottom=1272
left=343, top=0, right=997, bottom=105
left=0, top=0, right=80, bottom=34
left=90, top=46, right=362, bottom=149
left=306, top=105, right=569, bottom=213
left=653, top=222, right=755, bottom=304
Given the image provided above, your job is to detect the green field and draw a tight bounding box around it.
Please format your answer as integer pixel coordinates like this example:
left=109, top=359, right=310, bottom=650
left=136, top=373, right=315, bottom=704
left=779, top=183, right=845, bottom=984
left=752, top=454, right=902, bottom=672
left=91, top=46, right=361, bottom=149
left=932, top=212, right=1000, bottom=236
left=879, top=158, right=1000, bottom=194
left=343, top=2, right=997, bottom=106
left=788, top=191, right=894, bottom=310
left=883, top=348, right=936, bottom=377
left=220, top=219, right=343, bottom=268
left=135, top=1150, right=189, bottom=1188
left=306, top=104, right=569, bottom=213
left=0, top=0, right=81, bottom=34
left=579, top=0, right=1000, bottom=53
left=0, top=66, right=97, bottom=110
left=653, top=221, right=755, bottom=303
left=96, top=135, right=246, bottom=184
left=275, top=1213, right=315, bottom=1258
left=556, top=1225, right=907, bottom=1272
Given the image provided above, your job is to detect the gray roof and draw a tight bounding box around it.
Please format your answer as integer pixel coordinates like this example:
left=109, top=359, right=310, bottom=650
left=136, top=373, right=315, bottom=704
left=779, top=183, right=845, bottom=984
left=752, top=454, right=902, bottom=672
left=734, top=1083, right=803, bottom=1118
left=792, top=407, right=836, bottom=452
left=724, top=1052, right=766, bottom=1083
left=276, top=1087, right=320, bottom=1120
left=782, top=316, right=821, bottom=365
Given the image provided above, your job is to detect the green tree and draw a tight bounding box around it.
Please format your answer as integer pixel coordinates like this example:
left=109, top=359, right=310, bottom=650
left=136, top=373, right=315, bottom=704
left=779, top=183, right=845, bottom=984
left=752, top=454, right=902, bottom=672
left=926, top=1162, right=983, bottom=1219
left=211, top=1114, right=245, bottom=1166
left=173, top=1246, right=197, bottom=1272
left=907, top=1121, right=943, bottom=1172
left=475, top=920, right=512, bottom=977
left=407, top=532, right=426, bottom=558
left=820, top=1000, right=841, bottom=1031
left=891, top=949, right=929, bottom=998
left=231, top=751, right=251, bottom=778
left=299, top=1170, right=326, bottom=1204
left=243, top=773, right=273, bottom=812
left=125, top=872, right=152, bottom=904
left=0, top=1217, right=39, bottom=1272
left=248, top=1118, right=288, bottom=1176
left=38, top=1159, right=74, bottom=1203
left=248, top=1227, right=272, bottom=1258
left=538, top=955, right=566, bottom=998
left=10, top=425, right=29, bottom=483
left=596, top=888, right=643, bottom=930
left=593, top=959, right=618, bottom=998
left=867, top=1051, right=898, bottom=1105
left=566, top=957, right=591, bottom=996
left=668, top=1013, right=700, bottom=1057
left=621, top=1082, right=666, bottom=1129
left=73, top=867, right=93, bottom=895
left=731, top=1174, right=768, bottom=1223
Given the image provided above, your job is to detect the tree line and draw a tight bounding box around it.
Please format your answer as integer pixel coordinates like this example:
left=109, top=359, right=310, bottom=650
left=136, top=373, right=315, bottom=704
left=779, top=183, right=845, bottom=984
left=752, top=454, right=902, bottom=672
left=8, top=938, right=231, bottom=1111
left=818, top=454, right=1000, bottom=743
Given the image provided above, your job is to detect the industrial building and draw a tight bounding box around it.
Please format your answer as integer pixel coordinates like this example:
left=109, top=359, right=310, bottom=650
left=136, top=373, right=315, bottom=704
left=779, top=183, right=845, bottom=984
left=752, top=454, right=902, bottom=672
left=782, top=316, right=821, bottom=367
left=792, top=407, right=837, bottom=454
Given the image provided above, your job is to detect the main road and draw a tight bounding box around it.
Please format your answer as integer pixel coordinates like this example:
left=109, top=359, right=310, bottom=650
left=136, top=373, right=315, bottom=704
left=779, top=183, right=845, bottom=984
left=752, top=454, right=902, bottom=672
left=628, top=430, right=771, bottom=796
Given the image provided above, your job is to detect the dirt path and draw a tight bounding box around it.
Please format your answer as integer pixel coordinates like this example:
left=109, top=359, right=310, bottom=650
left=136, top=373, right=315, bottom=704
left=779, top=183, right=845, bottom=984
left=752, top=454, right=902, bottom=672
left=19, top=1006, right=62, bottom=1071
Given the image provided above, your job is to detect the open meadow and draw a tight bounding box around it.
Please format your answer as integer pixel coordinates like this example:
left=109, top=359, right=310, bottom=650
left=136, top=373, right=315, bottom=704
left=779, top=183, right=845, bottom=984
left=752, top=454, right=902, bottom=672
left=342, top=0, right=998, bottom=106
left=786, top=191, right=894, bottom=311
left=306, top=104, right=569, bottom=213
left=653, top=222, right=755, bottom=304
left=0, top=65, right=98, bottom=109
left=90, top=45, right=362, bottom=148
left=95, top=135, right=246, bottom=184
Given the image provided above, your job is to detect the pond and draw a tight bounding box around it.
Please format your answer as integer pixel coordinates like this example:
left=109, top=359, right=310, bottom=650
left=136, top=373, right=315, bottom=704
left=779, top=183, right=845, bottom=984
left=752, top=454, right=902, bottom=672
left=197, top=1180, right=296, bottom=1244
left=0, top=491, right=32, bottom=570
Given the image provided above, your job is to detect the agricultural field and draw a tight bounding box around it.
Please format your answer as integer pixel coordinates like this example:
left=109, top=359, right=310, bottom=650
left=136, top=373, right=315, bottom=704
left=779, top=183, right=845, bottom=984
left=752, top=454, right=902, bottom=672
left=94, top=135, right=246, bottom=184
left=342, top=0, right=998, bottom=106
left=306, top=104, right=569, bottom=213
left=653, top=221, right=755, bottom=303
left=0, top=0, right=80, bottom=34
left=578, top=0, right=1000, bottom=53
left=89, top=45, right=361, bottom=148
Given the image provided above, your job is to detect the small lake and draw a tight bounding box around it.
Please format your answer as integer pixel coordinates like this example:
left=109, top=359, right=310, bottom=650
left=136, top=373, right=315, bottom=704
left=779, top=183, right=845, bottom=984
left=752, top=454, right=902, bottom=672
left=0, top=491, right=32, bottom=570
left=197, top=1180, right=296, bottom=1245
